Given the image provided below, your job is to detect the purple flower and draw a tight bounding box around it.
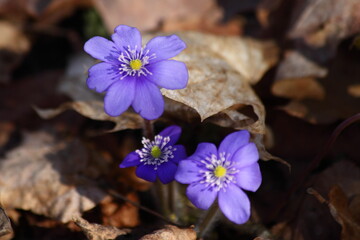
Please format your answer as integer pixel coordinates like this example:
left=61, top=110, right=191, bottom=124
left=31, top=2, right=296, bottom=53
left=84, top=25, right=188, bottom=120
left=175, top=130, right=261, bottom=224
left=120, top=125, right=187, bottom=184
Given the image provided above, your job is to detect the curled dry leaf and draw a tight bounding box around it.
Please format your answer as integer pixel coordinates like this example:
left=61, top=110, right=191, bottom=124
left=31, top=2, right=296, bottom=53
left=272, top=51, right=327, bottom=100
left=0, top=208, right=13, bottom=240
left=0, top=131, right=106, bottom=222
left=156, top=31, right=278, bottom=134
left=140, top=225, right=196, bottom=240
left=73, top=216, right=130, bottom=240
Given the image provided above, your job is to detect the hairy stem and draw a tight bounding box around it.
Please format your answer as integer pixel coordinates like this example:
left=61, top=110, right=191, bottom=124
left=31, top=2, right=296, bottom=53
left=196, top=203, right=220, bottom=238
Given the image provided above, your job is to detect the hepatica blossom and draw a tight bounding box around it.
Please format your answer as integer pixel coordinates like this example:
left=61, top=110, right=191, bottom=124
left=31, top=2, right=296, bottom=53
left=175, top=130, right=262, bottom=224
left=84, top=25, right=188, bottom=120
left=120, top=125, right=187, bottom=184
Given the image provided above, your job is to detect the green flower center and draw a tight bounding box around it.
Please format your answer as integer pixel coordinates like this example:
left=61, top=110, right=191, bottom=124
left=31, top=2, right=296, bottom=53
left=129, top=59, right=142, bottom=70
left=151, top=146, right=162, bottom=158
left=214, top=166, right=227, bottom=178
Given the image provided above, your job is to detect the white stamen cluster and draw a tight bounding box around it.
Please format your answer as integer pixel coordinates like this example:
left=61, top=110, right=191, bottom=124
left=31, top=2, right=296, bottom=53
left=136, top=135, right=176, bottom=170
left=199, top=152, right=239, bottom=191
left=118, top=45, right=156, bottom=79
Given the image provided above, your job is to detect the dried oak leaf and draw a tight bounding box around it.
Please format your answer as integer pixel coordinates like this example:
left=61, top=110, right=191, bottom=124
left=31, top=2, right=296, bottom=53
left=0, top=131, right=106, bottom=222
left=140, top=225, right=196, bottom=240
left=73, top=216, right=130, bottom=240
left=154, top=31, right=278, bottom=134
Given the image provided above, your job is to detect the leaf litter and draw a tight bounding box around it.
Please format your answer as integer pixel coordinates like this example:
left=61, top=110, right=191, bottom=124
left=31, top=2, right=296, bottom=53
left=0, top=130, right=107, bottom=222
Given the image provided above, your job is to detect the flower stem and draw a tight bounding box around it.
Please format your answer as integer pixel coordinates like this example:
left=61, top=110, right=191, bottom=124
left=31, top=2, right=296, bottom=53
left=196, top=203, right=220, bottom=238
left=155, top=179, right=170, bottom=216
left=143, top=119, right=154, bottom=140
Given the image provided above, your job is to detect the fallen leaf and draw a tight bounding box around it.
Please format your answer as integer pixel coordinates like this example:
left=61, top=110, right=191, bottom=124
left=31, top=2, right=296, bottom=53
left=34, top=101, right=144, bottom=134
left=328, top=185, right=360, bottom=240
left=73, top=216, right=130, bottom=240
left=0, top=131, right=107, bottom=222
left=288, top=0, right=360, bottom=52
left=0, top=208, right=12, bottom=240
left=93, top=0, right=227, bottom=33
left=272, top=51, right=327, bottom=100
left=156, top=31, right=278, bottom=134
left=140, top=225, right=196, bottom=240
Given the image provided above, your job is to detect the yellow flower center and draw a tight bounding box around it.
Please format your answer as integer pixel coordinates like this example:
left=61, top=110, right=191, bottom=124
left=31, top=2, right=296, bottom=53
left=151, top=146, right=162, bottom=158
left=214, top=166, right=227, bottom=178
left=129, top=59, right=142, bottom=70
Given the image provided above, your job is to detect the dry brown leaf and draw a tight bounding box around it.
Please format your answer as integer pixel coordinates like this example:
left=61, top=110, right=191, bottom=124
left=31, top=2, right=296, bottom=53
left=34, top=101, right=144, bottom=133
left=156, top=32, right=278, bottom=134
left=272, top=51, right=327, bottom=100
left=140, top=225, right=196, bottom=240
left=289, top=0, right=360, bottom=50
left=93, top=0, right=224, bottom=32
left=328, top=185, right=360, bottom=240
left=73, top=216, right=130, bottom=240
left=0, top=208, right=13, bottom=240
left=0, top=131, right=107, bottom=222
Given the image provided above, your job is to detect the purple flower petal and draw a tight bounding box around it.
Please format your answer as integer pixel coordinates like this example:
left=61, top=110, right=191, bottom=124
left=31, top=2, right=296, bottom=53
left=158, top=125, right=181, bottom=145
left=157, top=161, right=177, bottom=184
left=231, top=143, right=259, bottom=168
left=235, top=163, right=262, bottom=192
left=87, top=62, right=120, bottom=93
left=218, top=184, right=250, bottom=224
left=186, top=183, right=217, bottom=210
left=104, top=77, right=136, bottom=116
left=84, top=36, right=119, bottom=63
left=146, top=35, right=186, bottom=62
left=136, top=164, right=157, bottom=182
left=112, top=25, right=142, bottom=51
left=188, top=143, right=217, bottom=161
left=171, top=145, right=187, bottom=164
left=218, top=130, right=250, bottom=159
left=175, top=160, right=202, bottom=184
left=146, top=60, right=188, bottom=89
left=132, top=79, right=164, bottom=120
left=119, top=151, right=141, bottom=168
